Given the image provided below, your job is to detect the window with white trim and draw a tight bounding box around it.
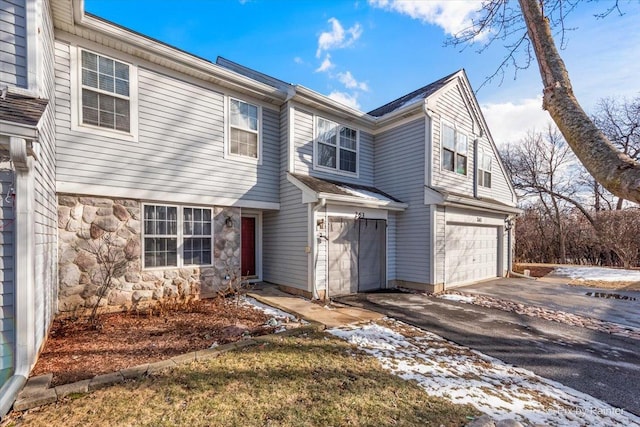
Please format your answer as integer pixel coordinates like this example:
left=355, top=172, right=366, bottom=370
left=441, top=123, right=468, bottom=175
left=81, top=50, right=131, bottom=132
left=229, top=98, right=260, bottom=159
left=143, top=205, right=213, bottom=268
left=315, top=117, right=358, bottom=174
left=183, top=208, right=213, bottom=265
left=478, top=150, right=492, bottom=188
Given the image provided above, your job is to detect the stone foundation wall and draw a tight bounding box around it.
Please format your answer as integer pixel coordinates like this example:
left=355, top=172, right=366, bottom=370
left=57, top=194, right=241, bottom=312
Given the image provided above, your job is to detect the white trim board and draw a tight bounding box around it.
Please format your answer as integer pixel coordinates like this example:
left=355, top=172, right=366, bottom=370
left=56, top=182, right=280, bottom=210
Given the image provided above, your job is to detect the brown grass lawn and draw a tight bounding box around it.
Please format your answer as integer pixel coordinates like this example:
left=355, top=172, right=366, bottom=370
left=5, top=332, right=480, bottom=427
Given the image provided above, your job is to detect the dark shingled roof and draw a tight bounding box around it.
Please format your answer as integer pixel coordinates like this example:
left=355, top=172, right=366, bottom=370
left=0, top=93, right=49, bottom=127
left=291, top=173, right=404, bottom=203
left=367, top=70, right=461, bottom=117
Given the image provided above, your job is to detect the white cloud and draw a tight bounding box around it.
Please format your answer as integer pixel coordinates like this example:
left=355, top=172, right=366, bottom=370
left=328, top=91, right=360, bottom=109
left=315, top=54, right=334, bottom=72
left=293, top=56, right=304, bottom=65
left=481, top=97, right=555, bottom=147
left=337, top=71, right=369, bottom=91
left=368, top=0, right=483, bottom=38
left=316, top=17, right=363, bottom=57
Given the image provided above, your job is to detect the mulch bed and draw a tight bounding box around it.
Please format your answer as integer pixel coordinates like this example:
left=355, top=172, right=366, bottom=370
left=513, top=264, right=556, bottom=277
left=31, top=297, right=275, bottom=387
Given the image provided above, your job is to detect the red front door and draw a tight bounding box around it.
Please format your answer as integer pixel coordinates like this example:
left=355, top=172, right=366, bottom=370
left=241, top=217, right=256, bottom=277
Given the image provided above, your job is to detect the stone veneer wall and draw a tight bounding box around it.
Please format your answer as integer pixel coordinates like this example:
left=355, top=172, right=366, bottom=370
left=57, top=194, right=241, bottom=312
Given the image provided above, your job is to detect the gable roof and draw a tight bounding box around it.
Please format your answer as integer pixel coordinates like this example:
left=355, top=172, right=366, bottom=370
left=367, top=70, right=460, bottom=117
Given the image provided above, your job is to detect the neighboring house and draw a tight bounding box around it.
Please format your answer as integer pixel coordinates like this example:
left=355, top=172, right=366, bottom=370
left=0, top=0, right=58, bottom=416
left=0, top=0, right=520, bottom=417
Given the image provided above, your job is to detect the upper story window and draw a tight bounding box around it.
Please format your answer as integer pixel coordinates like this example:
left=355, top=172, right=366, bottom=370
left=81, top=50, right=131, bottom=133
left=442, top=123, right=467, bottom=175
left=229, top=98, right=260, bottom=160
left=315, top=117, right=358, bottom=174
left=143, top=204, right=213, bottom=268
left=478, top=150, right=492, bottom=188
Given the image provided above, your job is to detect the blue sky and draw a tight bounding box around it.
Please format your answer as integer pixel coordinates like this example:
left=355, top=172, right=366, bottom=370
left=85, top=0, right=640, bottom=145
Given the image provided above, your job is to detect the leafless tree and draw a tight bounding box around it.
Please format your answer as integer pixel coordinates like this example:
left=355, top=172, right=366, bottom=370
left=449, top=0, right=640, bottom=204
left=502, top=125, right=588, bottom=261
left=591, top=96, right=640, bottom=209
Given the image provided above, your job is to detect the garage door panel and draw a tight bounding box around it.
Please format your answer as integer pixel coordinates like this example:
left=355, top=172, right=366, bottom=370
left=445, top=224, right=498, bottom=286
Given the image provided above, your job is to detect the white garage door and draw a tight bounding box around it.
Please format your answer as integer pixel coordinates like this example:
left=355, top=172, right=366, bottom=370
left=445, top=224, right=498, bottom=286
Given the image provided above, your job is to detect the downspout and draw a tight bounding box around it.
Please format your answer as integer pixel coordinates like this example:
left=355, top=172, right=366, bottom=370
left=0, top=137, right=34, bottom=418
left=424, top=104, right=436, bottom=285
left=310, top=198, right=326, bottom=300
left=473, top=138, right=479, bottom=199
left=424, top=104, right=434, bottom=188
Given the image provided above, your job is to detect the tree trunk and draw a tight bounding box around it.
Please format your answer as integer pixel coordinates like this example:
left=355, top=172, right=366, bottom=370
left=519, top=0, right=640, bottom=204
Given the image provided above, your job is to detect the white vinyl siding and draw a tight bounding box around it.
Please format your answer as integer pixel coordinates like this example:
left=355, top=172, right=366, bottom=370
left=263, top=181, right=309, bottom=291
left=374, top=118, right=431, bottom=283
left=263, top=104, right=309, bottom=292
left=0, top=0, right=27, bottom=88
left=55, top=42, right=279, bottom=205
left=476, top=137, right=514, bottom=203
left=386, top=211, right=396, bottom=281
left=292, top=107, right=374, bottom=186
left=432, top=83, right=515, bottom=205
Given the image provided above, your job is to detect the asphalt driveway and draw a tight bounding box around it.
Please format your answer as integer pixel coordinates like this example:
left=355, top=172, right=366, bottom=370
left=337, top=291, right=640, bottom=416
left=458, top=277, right=640, bottom=329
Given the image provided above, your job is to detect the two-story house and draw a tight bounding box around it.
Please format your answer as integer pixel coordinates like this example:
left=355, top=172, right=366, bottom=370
left=1, top=0, right=520, bottom=416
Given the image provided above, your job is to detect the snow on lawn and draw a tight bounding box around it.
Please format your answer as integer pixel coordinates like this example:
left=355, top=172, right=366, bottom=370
left=329, top=320, right=640, bottom=426
left=554, top=266, right=640, bottom=282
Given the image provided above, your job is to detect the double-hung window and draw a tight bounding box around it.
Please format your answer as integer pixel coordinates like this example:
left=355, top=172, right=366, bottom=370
left=441, top=123, right=468, bottom=175
left=81, top=50, right=131, bottom=133
left=143, top=205, right=213, bottom=268
left=315, top=117, right=358, bottom=174
left=229, top=98, right=260, bottom=159
left=478, top=151, right=492, bottom=188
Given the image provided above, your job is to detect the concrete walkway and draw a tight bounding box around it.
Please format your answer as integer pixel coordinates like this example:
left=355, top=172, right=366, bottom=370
left=248, top=284, right=384, bottom=328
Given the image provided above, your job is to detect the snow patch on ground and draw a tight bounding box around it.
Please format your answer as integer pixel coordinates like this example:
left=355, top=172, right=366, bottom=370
left=243, top=296, right=304, bottom=322
left=439, top=294, right=476, bottom=303
left=554, top=266, right=640, bottom=282
left=329, top=321, right=640, bottom=426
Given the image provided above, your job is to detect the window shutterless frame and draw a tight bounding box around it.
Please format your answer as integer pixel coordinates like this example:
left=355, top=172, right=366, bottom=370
left=71, top=46, right=139, bottom=141
left=478, top=150, right=492, bottom=188
left=226, top=96, right=262, bottom=163
left=142, top=203, right=214, bottom=269
left=441, top=121, right=468, bottom=176
left=314, top=116, right=359, bottom=176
